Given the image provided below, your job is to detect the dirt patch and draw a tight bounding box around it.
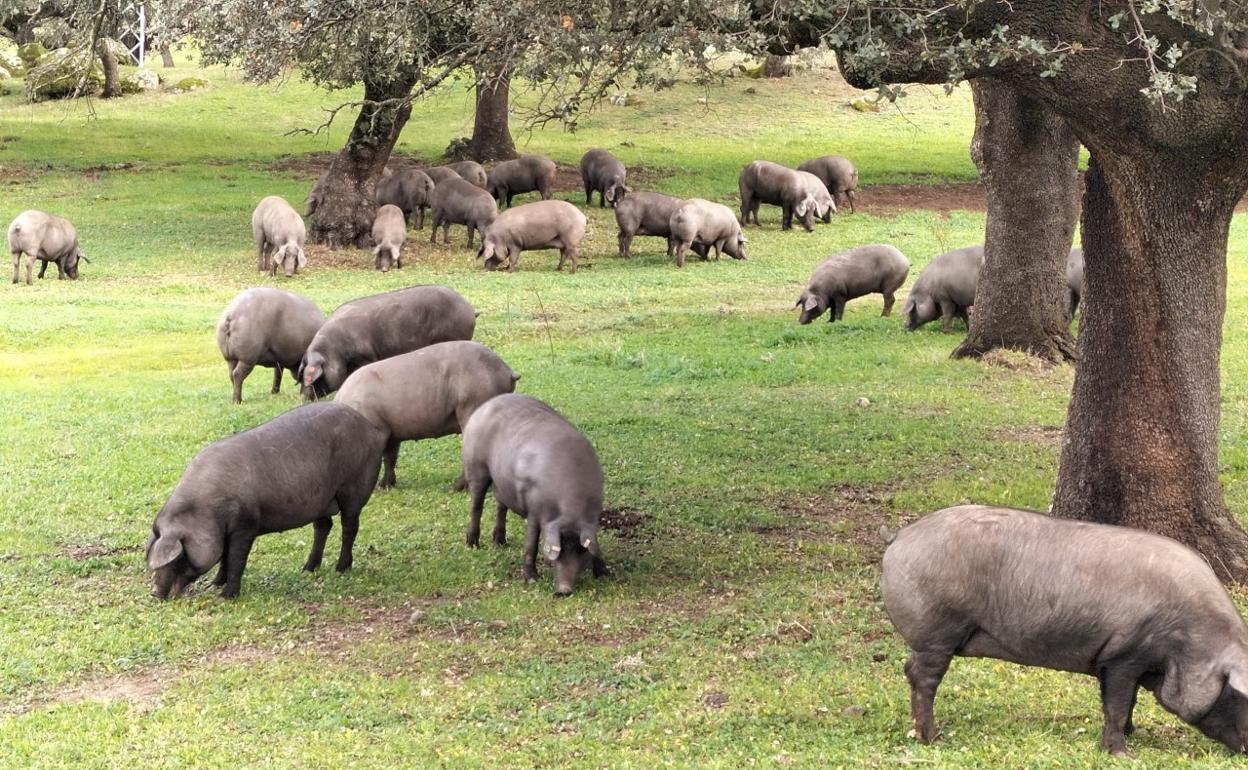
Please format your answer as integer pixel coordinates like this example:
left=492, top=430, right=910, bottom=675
left=600, top=507, right=651, bottom=540
left=763, top=483, right=912, bottom=564
left=57, top=542, right=140, bottom=561
left=0, top=165, right=36, bottom=184
left=993, top=424, right=1063, bottom=445
left=702, top=691, right=729, bottom=709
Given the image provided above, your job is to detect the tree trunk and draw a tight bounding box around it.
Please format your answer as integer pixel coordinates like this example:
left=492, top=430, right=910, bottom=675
left=762, top=54, right=791, bottom=77
left=469, top=67, right=516, bottom=163
left=951, top=79, right=1080, bottom=362
left=1051, top=154, right=1248, bottom=581
left=159, top=43, right=174, bottom=68
left=97, top=38, right=121, bottom=98
left=308, top=76, right=415, bottom=248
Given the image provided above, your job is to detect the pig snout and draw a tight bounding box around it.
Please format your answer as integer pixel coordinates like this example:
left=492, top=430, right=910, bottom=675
left=150, top=568, right=190, bottom=600
left=552, top=553, right=585, bottom=597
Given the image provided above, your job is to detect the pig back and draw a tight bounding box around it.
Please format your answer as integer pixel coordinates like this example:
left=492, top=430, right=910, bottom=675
left=330, top=285, right=476, bottom=362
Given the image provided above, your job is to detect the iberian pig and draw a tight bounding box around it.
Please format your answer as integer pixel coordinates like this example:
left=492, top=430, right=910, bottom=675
left=798, top=155, right=859, bottom=216
left=336, top=341, right=519, bottom=489
left=429, top=177, right=499, bottom=249
left=8, top=209, right=90, bottom=285
left=146, top=403, right=386, bottom=599
left=298, top=285, right=476, bottom=399
left=460, top=393, right=608, bottom=596
left=478, top=200, right=587, bottom=273
left=487, top=155, right=557, bottom=208
left=216, top=288, right=326, bottom=404
left=251, top=196, right=307, bottom=278
left=797, top=244, right=910, bottom=323
left=883, top=505, right=1248, bottom=756
left=614, top=191, right=684, bottom=258
left=371, top=204, right=406, bottom=272
left=580, top=149, right=629, bottom=208
left=902, top=245, right=982, bottom=332
left=447, top=160, right=488, bottom=188
left=669, top=198, right=747, bottom=268
left=738, top=160, right=831, bottom=232
left=376, top=168, right=435, bottom=229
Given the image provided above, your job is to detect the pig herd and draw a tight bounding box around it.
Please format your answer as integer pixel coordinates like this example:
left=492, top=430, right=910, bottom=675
left=12, top=144, right=1248, bottom=760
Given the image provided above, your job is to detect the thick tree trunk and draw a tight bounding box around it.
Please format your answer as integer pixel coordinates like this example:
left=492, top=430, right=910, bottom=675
left=1051, top=155, right=1248, bottom=581
left=159, top=43, right=174, bottom=68
left=97, top=38, right=121, bottom=98
left=308, top=76, right=415, bottom=248
left=951, top=79, right=1080, bottom=362
left=469, top=68, right=516, bottom=163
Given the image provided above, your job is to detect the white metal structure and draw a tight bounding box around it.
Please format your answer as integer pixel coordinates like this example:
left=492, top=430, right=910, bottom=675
left=121, top=3, right=146, bottom=66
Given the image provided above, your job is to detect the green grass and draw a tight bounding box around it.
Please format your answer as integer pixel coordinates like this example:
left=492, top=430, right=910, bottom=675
left=3, top=50, right=1248, bottom=768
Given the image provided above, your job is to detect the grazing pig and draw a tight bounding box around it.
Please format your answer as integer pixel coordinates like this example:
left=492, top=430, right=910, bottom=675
left=371, top=204, right=406, bottom=272
left=796, top=244, right=911, bottom=323
left=299, top=285, right=477, bottom=399
left=798, top=155, right=859, bottom=216
left=1068, top=246, right=1084, bottom=317
left=336, top=341, right=520, bottom=489
left=580, top=149, right=629, bottom=208
left=146, top=403, right=387, bottom=599
left=902, top=245, right=982, bottom=332
left=460, top=393, right=608, bottom=596
left=614, top=191, right=685, bottom=258
left=252, top=196, right=307, bottom=278
left=376, top=168, right=435, bottom=229
left=8, top=209, right=90, bottom=285
left=669, top=198, right=748, bottom=268
left=487, top=154, right=557, bottom=208
left=447, top=160, right=488, bottom=188
left=216, top=288, right=326, bottom=404
left=882, top=505, right=1248, bottom=756
left=424, top=166, right=463, bottom=187
left=429, top=177, right=499, bottom=249
left=738, top=160, right=831, bottom=232
left=478, top=200, right=588, bottom=273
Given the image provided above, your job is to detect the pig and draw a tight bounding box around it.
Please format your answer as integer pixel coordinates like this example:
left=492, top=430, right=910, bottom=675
left=1068, top=246, right=1084, bottom=317
left=738, top=160, right=832, bottom=232
left=669, top=198, right=748, bottom=268
left=216, top=288, right=326, bottom=404
left=460, top=393, right=608, bottom=596
left=371, top=204, right=406, bottom=272
left=478, top=199, right=588, bottom=273
left=335, top=341, right=520, bottom=489
left=8, top=209, right=90, bottom=286
left=424, top=166, right=463, bottom=187
left=882, top=505, right=1248, bottom=756
left=796, top=244, right=911, bottom=324
left=614, top=191, right=684, bottom=258
left=146, top=403, right=387, bottom=599
left=299, top=285, right=477, bottom=399
left=797, top=155, right=859, bottom=216
left=580, top=148, right=629, bottom=208
left=902, top=245, right=982, bottom=332
left=429, top=177, right=499, bottom=249
left=447, top=160, right=488, bottom=188
left=487, top=154, right=557, bottom=208
left=251, top=195, right=307, bottom=278
left=376, top=168, right=436, bottom=229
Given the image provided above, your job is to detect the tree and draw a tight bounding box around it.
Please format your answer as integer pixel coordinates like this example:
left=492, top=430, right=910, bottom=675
left=470, top=65, right=516, bottom=162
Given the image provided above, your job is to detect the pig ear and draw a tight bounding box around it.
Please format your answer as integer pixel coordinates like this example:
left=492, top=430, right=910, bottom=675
left=147, top=533, right=183, bottom=570
left=580, top=528, right=601, bottom=556
left=1229, top=664, right=1248, bottom=697
left=794, top=199, right=809, bottom=216
left=803, top=295, right=820, bottom=312
left=543, top=522, right=562, bottom=562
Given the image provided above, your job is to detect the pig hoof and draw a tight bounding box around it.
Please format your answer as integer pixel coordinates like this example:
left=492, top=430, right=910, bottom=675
left=220, top=585, right=240, bottom=599
left=492, top=534, right=507, bottom=546
left=334, top=560, right=352, bottom=573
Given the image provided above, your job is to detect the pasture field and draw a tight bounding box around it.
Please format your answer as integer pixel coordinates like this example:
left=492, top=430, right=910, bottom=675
left=3, top=51, right=1248, bottom=769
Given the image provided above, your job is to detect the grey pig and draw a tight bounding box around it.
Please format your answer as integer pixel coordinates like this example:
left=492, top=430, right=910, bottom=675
left=376, top=168, right=435, bottom=229
left=335, top=340, right=520, bottom=489
left=669, top=198, right=747, bottom=268
left=1068, top=246, right=1084, bottom=317
left=479, top=199, right=588, bottom=273
left=216, top=287, right=326, bottom=404
left=882, top=504, right=1248, bottom=756
left=614, top=191, right=685, bottom=258
left=424, top=166, right=463, bottom=187
left=252, top=195, right=307, bottom=278
left=8, top=209, right=90, bottom=285
left=371, top=204, right=406, bottom=272
left=460, top=393, right=608, bottom=596
left=738, top=160, right=831, bottom=232
left=146, top=403, right=386, bottom=599
left=429, top=177, right=499, bottom=248
left=447, top=160, right=488, bottom=188
left=580, top=148, right=629, bottom=208
left=797, top=244, right=910, bottom=324
left=902, top=245, right=982, bottom=332
left=487, top=154, right=557, bottom=208
left=299, top=285, right=477, bottom=399
left=797, top=155, right=859, bottom=216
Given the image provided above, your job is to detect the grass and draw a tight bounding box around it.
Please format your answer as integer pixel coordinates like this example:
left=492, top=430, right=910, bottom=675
left=3, top=49, right=1248, bottom=768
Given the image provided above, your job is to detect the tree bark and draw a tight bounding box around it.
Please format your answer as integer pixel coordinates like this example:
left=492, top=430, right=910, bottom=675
left=952, top=79, right=1081, bottom=362
left=1051, top=154, right=1248, bottom=580
left=308, top=75, right=415, bottom=248
left=762, top=54, right=791, bottom=78
left=159, top=43, right=174, bottom=68
left=469, top=67, right=516, bottom=163
left=97, top=38, right=121, bottom=98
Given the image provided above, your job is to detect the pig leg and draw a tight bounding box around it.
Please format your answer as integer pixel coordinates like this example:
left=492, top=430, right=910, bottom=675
left=466, top=223, right=476, bottom=249
left=584, top=181, right=593, bottom=205
left=739, top=193, right=752, bottom=225
left=11, top=249, right=21, bottom=284
left=492, top=500, right=508, bottom=545
left=905, top=650, right=953, bottom=743
left=230, top=360, right=254, bottom=404
left=429, top=215, right=441, bottom=243
left=675, top=242, right=688, bottom=268
left=378, top=438, right=400, bottom=489
left=666, top=237, right=675, bottom=257
left=781, top=204, right=793, bottom=231
left=882, top=290, right=896, bottom=317
left=38, top=259, right=49, bottom=279
left=522, top=514, right=541, bottom=582
left=415, top=205, right=425, bottom=230
left=334, top=504, right=361, bottom=572
left=271, top=366, right=283, bottom=394
left=219, top=527, right=257, bottom=598
left=938, top=300, right=958, bottom=334
left=25, top=252, right=36, bottom=285
left=618, top=230, right=631, bottom=258
left=846, top=189, right=857, bottom=214
left=1098, top=667, right=1143, bottom=756
left=832, top=296, right=847, bottom=322
left=303, top=516, right=333, bottom=571
left=211, top=538, right=230, bottom=585
left=467, top=481, right=491, bottom=547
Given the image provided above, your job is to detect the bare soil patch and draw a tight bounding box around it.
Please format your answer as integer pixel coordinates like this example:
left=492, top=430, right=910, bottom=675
left=863, top=181, right=986, bottom=213
left=57, top=542, right=140, bottom=561
left=600, top=506, right=651, bottom=540
left=992, top=424, right=1064, bottom=445
left=763, top=483, right=914, bottom=564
